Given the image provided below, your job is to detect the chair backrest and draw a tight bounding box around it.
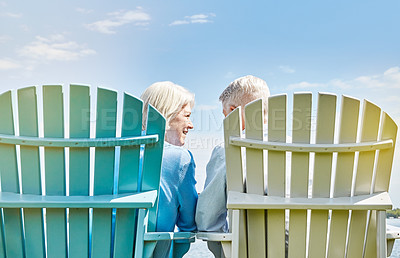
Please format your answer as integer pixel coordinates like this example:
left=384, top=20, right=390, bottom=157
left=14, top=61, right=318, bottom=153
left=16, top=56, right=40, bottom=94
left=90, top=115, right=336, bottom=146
left=224, top=92, right=397, bottom=258
left=0, top=85, right=165, bottom=258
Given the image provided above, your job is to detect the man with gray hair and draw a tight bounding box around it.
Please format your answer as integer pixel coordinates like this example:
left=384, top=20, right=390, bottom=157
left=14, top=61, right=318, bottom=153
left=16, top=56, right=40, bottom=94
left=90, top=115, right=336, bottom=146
left=195, top=75, right=270, bottom=257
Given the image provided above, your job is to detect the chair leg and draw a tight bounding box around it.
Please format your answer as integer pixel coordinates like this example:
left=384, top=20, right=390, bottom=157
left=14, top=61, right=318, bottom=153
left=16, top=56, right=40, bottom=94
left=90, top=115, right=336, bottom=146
left=172, top=242, right=191, bottom=258
left=135, top=209, right=147, bottom=258
left=231, top=210, right=240, bottom=258
left=376, top=210, right=387, bottom=258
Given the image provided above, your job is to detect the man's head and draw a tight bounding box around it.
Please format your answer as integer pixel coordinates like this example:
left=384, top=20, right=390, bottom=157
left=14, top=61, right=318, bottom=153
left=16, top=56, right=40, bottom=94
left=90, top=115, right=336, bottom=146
left=219, top=75, right=270, bottom=128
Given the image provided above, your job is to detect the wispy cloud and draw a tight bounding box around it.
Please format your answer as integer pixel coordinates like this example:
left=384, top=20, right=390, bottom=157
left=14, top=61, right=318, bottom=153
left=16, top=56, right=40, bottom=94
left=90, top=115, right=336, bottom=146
left=279, top=65, right=295, bottom=74
left=382, top=95, right=400, bottom=103
left=0, top=35, right=12, bottom=43
left=85, top=8, right=150, bottom=34
left=170, top=13, right=216, bottom=26
left=18, top=34, right=96, bottom=62
left=0, top=58, right=21, bottom=70
left=2, top=12, right=22, bottom=18
left=287, top=67, right=400, bottom=90
left=224, top=71, right=236, bottom=79
left=76, top=8, right=94, bottom=14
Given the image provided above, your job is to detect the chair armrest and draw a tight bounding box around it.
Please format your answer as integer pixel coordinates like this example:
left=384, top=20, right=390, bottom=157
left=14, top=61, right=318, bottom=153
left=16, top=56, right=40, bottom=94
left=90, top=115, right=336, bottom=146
left=0, top=190, right=157, bottom=209
left=144, top=232, right=195, bottom=241
left=196, top=232, right=232, bottom=242
left=227, top=191, right=392, bottom=211
left=387, top=224, right=400, bottom=240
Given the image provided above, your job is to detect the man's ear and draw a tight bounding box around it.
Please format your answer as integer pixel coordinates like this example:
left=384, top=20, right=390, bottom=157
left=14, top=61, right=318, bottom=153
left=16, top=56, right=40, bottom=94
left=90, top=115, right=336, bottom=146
left=229, top=105, right=236, bottom=112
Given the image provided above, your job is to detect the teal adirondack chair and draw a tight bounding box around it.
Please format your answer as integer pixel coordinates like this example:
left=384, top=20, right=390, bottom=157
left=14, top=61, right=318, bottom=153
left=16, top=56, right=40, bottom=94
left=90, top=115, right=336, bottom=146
left=0, top=85, right=166, bottom=257
left=200, top=93, right=400, bottom=258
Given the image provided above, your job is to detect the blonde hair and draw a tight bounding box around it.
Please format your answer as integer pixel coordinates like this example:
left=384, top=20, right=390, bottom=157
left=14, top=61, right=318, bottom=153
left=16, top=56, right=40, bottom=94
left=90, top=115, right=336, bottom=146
left=219, top=75, right=270, bottom=113
left=141, top=81, right=195, bottom=129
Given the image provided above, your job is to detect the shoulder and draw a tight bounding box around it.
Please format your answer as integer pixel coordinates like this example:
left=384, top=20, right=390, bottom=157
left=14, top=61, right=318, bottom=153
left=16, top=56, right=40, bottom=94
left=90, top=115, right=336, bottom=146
left=164, top=143, right=195, bottom=166
left=210, top=143, right=225, bottom=161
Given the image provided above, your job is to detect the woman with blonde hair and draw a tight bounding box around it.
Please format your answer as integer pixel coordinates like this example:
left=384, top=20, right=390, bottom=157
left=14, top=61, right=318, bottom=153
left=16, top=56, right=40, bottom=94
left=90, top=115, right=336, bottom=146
left=141, top=81, right=197, bottom=257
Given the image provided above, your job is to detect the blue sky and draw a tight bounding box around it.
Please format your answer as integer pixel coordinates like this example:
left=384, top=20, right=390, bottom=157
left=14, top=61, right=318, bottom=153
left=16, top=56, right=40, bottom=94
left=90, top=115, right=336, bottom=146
left=1, top=1, right=400, bottom=206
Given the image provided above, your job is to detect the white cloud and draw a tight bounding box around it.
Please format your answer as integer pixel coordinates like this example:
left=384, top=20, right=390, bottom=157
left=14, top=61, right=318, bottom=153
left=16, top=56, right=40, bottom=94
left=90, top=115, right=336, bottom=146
left=169, top=13, right=215, bottom=26
left=0, top=59, right=21, bottom=70
left=287, top=66, right=400, bottom=90
left=76, top=8, right=94, bottom=14
left=3, top=12, right=22, bottom=18
left=191, top=19, right=209, bottom=24
left=382, top=95, right=400, bottom=103
left=279, top=65, right=295, bottom=74
left=225, top=71, right=236, bottom=79
left=85, top=8, right=150, bottom=34
left=18, top=34, right=96, bottom=61
left=0, top=35, right=12, bottom=43
left=170, top=20, right=190, bottom=26
left=20, top=24, right=30, bottom=32
left=352, top=67, right=400, bottom=89
left=189, top=14, right=208, bottom=20
left=329, top=79, right=352, bottom=89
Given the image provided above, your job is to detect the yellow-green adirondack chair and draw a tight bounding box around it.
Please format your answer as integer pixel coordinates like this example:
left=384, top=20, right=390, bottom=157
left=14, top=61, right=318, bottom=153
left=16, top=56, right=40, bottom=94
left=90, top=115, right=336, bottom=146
left=0, top=85, right=168, bottom=257
left=213, top=93, right=398, bottom=257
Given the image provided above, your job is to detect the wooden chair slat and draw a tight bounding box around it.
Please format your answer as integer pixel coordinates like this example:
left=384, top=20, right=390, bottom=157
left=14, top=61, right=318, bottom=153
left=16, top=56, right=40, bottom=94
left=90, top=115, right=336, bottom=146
left=69, top=85, right=90, bottom=258
left=224, top=107, right=248, bottom=258
left=267, top=94, right=286, bottom=197
left=17, top=87, right=46, bottom=258
left=348, top=100, right=381, bottom=257
left=312, top=93, right=336, bottom=197
left=374, top=112, right=398, bottom=192
left=244, top=99, right=266, bottom=258
left=288, top=210, right=307, bottom=258
left=141, top=105, right=166, bottom=256
left=365, top=111, right=397, bottom=257
left=327, top=210, right=348, bottom=258
left=92, top=87, right=117, bottom=258
left=43, top=85, right=67, bottom=258
left=0, top=90, right=24, bottom=257
left=290, top=93, right=311, bottom=198
left=142, top=105, right=165, bottom=231
left=267, top=210, right=286, bottom=258
left=288, top=93, right=311, bottom=258
left=114, top=93, right=143, bottom=258
left=309, top=93, right=336, bottom=258
left=266, top=94, right=287, bottom=257
left=329, top=96, right=359, bottom=257
left=118, top=93, right=143, bottom=194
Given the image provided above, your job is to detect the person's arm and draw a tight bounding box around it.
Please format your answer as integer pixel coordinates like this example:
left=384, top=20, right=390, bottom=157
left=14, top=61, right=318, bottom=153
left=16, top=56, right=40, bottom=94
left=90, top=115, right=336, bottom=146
left=195, top=146, right=228, bottom=232
left=176, top=151, right=198, bottom=232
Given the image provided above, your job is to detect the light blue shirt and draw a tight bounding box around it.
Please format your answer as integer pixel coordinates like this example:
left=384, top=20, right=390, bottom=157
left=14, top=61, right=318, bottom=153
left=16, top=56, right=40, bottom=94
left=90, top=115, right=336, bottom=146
left=195, top=144, right=228, bottom=233
left=156, top=142, right=198, bottom=232
left=154, top=142, right=198, bottom=257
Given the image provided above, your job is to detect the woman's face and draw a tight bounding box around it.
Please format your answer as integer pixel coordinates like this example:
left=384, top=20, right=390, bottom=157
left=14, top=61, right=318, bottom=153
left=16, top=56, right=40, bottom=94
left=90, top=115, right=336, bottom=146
left=166, top=104, right=194, bottom=146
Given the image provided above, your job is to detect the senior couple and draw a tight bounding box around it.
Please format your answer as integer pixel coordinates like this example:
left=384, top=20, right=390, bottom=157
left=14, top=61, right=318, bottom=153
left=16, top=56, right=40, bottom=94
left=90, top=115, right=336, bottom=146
left=141, top=75, right=270, bottom=257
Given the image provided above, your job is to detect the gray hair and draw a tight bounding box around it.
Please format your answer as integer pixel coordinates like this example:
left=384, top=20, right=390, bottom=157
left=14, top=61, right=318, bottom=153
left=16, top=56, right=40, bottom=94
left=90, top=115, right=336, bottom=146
left=219, top=75, right=270, bottom=112
left=141, top=81, right=195, bottom=129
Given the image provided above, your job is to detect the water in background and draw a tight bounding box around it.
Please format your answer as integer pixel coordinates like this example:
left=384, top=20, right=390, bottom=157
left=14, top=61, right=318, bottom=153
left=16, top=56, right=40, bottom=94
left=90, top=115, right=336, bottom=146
left=184, top=219, right=400, bottom=257
left=388, top=219, right=400, bottom=258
